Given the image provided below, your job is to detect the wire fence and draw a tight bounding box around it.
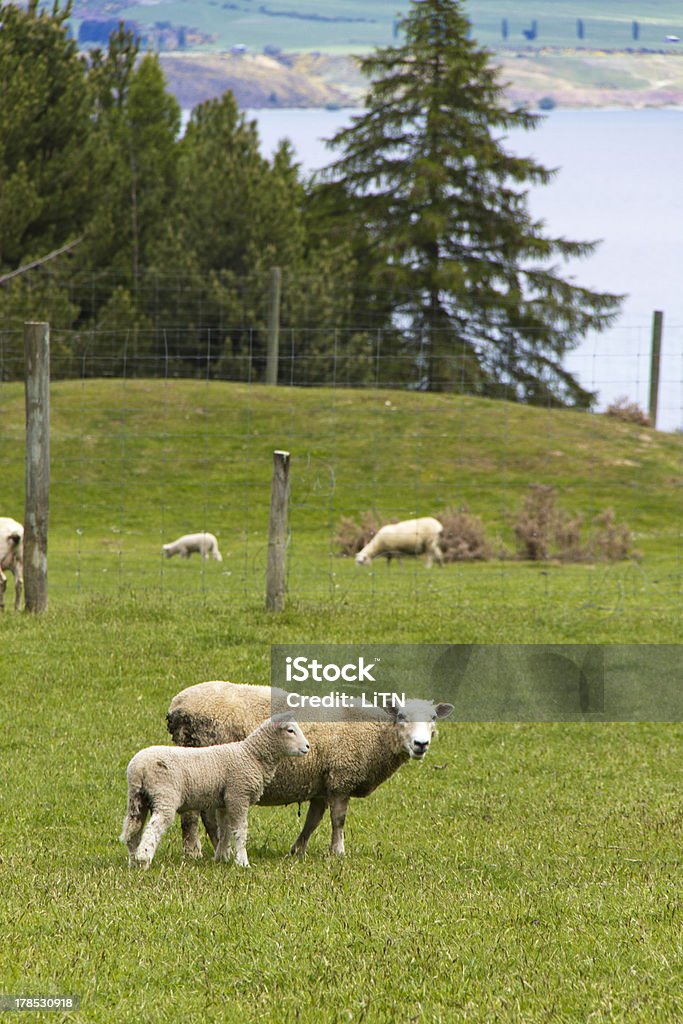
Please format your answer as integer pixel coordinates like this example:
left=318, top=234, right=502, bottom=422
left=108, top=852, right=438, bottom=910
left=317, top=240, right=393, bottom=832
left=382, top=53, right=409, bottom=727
left=1, top=320, right=682, bottom=612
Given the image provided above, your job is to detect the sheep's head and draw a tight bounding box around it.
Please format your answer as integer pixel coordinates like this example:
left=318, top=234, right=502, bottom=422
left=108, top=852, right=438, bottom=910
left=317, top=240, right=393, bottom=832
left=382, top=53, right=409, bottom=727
left=385, top=698, right=453, bottom=759
left=162, top=544, right=172, bottom=558
left=355, top=550, right=370, bottom=566
left=271, top=714, right=310, bottom=757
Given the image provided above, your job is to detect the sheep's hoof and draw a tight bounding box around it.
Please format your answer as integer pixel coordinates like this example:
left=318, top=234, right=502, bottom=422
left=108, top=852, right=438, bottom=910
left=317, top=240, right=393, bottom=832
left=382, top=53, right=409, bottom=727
left=184, top=843, right=203, bottom=860
left=289, top=843, right=306, bottom=857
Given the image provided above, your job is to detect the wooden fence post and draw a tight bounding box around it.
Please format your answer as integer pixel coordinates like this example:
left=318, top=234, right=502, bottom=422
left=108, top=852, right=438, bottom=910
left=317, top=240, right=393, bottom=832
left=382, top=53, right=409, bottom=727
left=266, top=450, right=290, bottom=611
left=24, top=321, right=50, bottom=613
left=265, top=266, right=281, bottom=386
left=648, top=310, right=663, bottom=428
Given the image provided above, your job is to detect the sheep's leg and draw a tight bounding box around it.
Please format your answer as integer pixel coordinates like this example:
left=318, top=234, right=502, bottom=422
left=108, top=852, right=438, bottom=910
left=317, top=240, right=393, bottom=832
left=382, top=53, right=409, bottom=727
left=181, top=811, right=203, bottom=859
left=134, top=805, right=176, bottom=868
left=230, top=811, right=250, bottom=868
left=213, top=807, right=234, bottom=863
left=290, top=797, right=327, bottom=856
left=120, top=790, right=150, bottom=866
left=0, top=570, right=6, bottom=612
left=201, top=807, right=220, bottom=851
left=329, top=796, right=349, bottom=857
left=14, top=570, right=23, bottom=610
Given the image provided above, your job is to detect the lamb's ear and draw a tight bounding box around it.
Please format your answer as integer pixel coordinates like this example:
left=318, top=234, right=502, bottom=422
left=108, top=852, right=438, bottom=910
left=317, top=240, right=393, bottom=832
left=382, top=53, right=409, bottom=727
left=434, top=703, right=454, bottom=719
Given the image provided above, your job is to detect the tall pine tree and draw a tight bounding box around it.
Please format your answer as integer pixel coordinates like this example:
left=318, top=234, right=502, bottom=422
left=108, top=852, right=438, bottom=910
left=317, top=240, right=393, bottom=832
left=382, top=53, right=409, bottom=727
left=319, top=0, right=622, bottom=406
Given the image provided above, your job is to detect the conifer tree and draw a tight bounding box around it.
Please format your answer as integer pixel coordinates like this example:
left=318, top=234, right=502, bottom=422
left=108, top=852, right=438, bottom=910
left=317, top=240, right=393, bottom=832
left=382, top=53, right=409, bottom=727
left=320, top=0, right=622, bottom=405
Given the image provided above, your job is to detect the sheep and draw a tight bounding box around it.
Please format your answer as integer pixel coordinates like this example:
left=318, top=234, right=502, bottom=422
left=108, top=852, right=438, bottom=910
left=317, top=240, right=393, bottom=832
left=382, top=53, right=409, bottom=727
left=162, top=532, right=223, bottom=562
left=0, top=517, right=24, bottom=611
left=167, top=680, right=453, bottom=858
left=355, top=516, right=444, bottom=568
left=120, top=714, right=310, bottom=868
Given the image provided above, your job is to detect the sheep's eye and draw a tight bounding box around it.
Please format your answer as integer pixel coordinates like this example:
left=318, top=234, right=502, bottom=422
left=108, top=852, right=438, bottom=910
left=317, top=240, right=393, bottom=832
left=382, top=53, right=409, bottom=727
left=287, top=727, right=296, bottom=734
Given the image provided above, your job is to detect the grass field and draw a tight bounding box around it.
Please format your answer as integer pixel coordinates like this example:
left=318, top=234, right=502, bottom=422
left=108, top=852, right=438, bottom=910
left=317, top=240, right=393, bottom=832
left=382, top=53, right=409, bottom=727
left=101, top=0, right=683, bottom=53
left=1, top=380, right=681, bottom=1021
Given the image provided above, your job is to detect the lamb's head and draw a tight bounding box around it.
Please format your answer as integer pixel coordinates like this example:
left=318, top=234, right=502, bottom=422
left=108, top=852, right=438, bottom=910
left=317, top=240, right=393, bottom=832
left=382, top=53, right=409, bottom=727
left=271, top=714, right=310, bottom=757
left=386, top=698, right=454, bottom=759
left=355, top=549, right=371, bottom=566
left=162, top=544, right=172, bottom=558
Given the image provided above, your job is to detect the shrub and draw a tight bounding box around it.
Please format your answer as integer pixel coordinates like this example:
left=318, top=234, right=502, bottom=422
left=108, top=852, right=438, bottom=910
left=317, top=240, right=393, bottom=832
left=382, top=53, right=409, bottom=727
left=513, top=485, right=636, bottom=562
left=605, top=396, right=651, bottom=426
left=438, top=506, right=493, bottom=562
left=513, top=484, right=558, bottom=560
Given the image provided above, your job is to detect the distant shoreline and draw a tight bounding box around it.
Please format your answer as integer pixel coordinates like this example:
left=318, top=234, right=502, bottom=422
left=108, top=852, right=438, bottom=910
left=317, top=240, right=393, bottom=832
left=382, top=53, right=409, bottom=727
left=160, top=49, right=683, bottom=111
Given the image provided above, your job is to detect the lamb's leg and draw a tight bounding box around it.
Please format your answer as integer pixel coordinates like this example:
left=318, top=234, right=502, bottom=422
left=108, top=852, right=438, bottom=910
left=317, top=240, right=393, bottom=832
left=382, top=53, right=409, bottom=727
left=134, top=805, right=176, bottom=868
left=120, top=790, right=150, bottom=866
left=213, top=807, right=234, bottom=863
left=0, top=570, right=6, bottom=612
left=14, top=571, right=23, bottom=610
left=290, top=797, right=327, bottom=856
left=201, top=807, right=220, bottom=850
left=329, top=795, right=349, bottom=857
left=230, top=810, right=250, bottom=868
left=181, top=811, right=203, bottom=859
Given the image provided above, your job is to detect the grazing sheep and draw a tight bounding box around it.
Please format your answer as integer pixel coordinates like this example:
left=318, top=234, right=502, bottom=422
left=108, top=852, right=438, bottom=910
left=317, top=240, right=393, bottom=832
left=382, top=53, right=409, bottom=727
left=121, top=714, right=310, bottom=868
left=0, top=517, right=24, bottom=611
left=167, top=680, right=453, bottom=858
left=162, top=532, right=223, bottom=562
left=355, top=516, right=444, bottom=568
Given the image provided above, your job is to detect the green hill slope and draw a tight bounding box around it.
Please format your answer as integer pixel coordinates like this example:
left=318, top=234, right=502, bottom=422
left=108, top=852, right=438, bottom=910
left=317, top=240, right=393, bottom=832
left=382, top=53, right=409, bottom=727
left=2, top=379, right=681, bottom=640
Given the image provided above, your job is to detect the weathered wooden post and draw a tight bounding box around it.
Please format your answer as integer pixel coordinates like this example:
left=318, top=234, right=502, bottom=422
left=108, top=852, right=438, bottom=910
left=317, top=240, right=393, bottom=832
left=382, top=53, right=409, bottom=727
left=649, top=310, right=663, bottom=428
left=265, top=449, right=290, bottom=611
left=24, top=321, right=50, bottom=612
left=265, top=266, right=281, bottom=386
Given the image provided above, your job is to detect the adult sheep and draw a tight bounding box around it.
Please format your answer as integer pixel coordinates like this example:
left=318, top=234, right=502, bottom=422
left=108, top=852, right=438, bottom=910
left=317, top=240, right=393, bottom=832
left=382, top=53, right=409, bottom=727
left=162, top=532, right=223, bottom=562
left=355, top=516, right=444, bottom=568
left=0, top=517, right=23, bottom=611
left=167, top=680, right=453, bottom=858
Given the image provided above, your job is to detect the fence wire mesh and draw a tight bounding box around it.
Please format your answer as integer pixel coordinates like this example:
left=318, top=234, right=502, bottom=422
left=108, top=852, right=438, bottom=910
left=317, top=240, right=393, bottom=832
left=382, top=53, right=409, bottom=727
left=1, top=319, right=681, bottom=613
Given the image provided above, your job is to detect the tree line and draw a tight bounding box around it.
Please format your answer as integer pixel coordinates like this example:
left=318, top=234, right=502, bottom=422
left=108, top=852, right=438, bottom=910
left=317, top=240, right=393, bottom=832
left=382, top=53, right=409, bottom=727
left=0, top=0, right=621, bottom=405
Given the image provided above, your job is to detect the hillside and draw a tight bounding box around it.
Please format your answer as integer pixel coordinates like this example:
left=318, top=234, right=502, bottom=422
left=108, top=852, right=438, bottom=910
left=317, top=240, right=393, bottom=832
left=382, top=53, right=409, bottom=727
left=159, top=48, right=683, bottom=109
left=2, top=379, right=680, bottom=640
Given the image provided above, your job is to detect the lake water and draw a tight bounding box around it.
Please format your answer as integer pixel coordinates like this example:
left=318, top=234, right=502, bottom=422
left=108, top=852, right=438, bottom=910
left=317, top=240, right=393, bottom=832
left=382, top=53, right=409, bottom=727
left=241, top=106, right=683, bottom=430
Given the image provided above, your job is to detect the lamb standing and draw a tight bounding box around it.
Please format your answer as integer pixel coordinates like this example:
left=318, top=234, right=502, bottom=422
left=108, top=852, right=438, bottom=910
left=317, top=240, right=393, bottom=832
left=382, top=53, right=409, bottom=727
left=167, top=681, right=453, bottom=858
left=162, top=532, right=223, bottom=562
left=121, top=714, right=309, bottom=868
left=0, top=517, right=24, bottom=611
left=355, top=516, right=444, bottom=568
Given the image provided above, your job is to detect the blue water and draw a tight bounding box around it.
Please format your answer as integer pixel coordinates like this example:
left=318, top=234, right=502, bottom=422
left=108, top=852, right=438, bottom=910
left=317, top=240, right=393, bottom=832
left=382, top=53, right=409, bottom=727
left=240, top=107, right=683, bottom=429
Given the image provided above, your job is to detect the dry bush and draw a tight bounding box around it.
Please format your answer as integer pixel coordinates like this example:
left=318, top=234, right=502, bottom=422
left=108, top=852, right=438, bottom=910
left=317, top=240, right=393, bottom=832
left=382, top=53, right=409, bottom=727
left=589, top=507, right=636, bottom=561
left=513, top=485, right=636, bottom=562
left=334, top=511, right=387, bottom=557
left=513, top=484, right=558, bottom=560
left=438, top=506, right=493, bottom=562
left=605, top=396, right=651, bottom=427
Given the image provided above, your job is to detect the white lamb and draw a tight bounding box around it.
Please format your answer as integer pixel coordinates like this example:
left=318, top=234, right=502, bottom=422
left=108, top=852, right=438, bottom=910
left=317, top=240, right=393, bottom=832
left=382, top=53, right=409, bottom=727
left=167, top=681, right=453, bottom=858
left=355, top=516, right=444, bottom=568
left=162, top=532, right=223, bottom=562
left=0, top=517, right=24, bottom=611
left=121, top=714, right=309, bottom=868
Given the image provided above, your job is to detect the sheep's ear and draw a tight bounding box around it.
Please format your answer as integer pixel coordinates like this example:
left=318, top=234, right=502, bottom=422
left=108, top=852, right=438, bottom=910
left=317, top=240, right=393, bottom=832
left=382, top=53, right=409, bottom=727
left=434, top=702, right=454, bottom=719
left=382, top=701, right=400, bottom=720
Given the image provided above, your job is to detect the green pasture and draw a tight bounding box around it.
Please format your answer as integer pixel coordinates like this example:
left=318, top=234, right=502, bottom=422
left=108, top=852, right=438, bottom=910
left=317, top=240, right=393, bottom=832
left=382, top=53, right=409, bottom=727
left=1, top=379, right=681, bottom=1021
left=93, top=0, right=683, bottom=53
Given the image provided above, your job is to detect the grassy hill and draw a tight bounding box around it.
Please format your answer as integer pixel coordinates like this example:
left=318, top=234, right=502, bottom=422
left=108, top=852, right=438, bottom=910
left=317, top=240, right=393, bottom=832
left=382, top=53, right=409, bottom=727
left=4, top=17, right=683, bottom=1015
left=1, top=379, right=682, bottom=1022
left=1, top=379, right=681, bottom=641
left=76, top=0, right=683, bottom=54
